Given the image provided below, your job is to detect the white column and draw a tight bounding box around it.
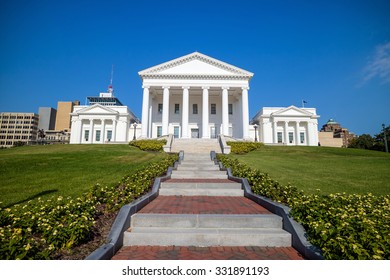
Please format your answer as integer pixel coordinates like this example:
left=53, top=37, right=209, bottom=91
left=202, top=86, right=209, bottom=138
left=182, top=86, right=190, bottom=138
left=101, top=119, right=106, bottom=143
left=141, top=86, right=150, bottom=138
left=79, top=120, right=83, bottom=144
left=295, top=121, right=300, bottom=145
left=112, top=119, right=117, bottom=142
left=90, top=119, right=94, bottom=144
left=162, top=86, right=170, bottom=136
left=222, top=87, right=229, bottom=136
left=241, top=87, right=249, bottom=139
left=273, top=121, right=278, bottom=143
left=284, top=121, right=289, bottom=144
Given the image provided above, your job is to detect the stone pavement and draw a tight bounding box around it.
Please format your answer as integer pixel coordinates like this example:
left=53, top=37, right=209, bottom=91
left=112, top=246, right=303, bottom=260
left=111, top=152, right=304, bottom=260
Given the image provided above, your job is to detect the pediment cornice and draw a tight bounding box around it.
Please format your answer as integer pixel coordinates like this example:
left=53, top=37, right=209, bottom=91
left=139, top=52, right=254, bottom=80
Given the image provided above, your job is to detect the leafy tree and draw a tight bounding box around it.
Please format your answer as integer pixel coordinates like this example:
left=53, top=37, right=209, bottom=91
left=348, top=125, right=390, bottom=152
left=348, top=134, right=374, bottom=149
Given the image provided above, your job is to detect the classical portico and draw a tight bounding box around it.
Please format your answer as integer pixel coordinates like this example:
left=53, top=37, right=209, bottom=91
left=138, top=52, right=253, bottom=139
left=251, top=106, right=320, bottom=146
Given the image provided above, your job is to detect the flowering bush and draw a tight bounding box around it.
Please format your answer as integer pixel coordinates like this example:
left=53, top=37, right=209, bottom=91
left=129, top=139, right=167, bottom=151
left=217, top=154, right=390, bottom=260
left=0, top=154, right=178, bottom=259
left=227, top=141, right=264, bottom=154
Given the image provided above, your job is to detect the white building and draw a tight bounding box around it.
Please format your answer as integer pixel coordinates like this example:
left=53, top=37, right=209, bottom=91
left=69, top=53, right=320, bottom=147
left=251, top=106, right=320, bottom=146
left=69, top=87, right=138, bottom=144
left=138, top=52, right=254, bottom=139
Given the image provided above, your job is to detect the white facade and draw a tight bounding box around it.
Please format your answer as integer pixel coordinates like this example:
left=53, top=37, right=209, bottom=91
left=69, top=104, right=137, bottom=144
left=138, top=52, right=254, bottom=139
left=252, top=106, right=320, bottom=146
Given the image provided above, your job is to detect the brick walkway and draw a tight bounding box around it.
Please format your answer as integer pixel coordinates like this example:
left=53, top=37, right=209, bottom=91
left=139, top=196, right=271, bottom=214
left=112, top=246, right=304, bottom=260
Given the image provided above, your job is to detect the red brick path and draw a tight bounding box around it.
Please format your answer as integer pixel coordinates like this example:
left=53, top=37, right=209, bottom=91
left=139, top=196, right=271, bottom=214
left=112, top=246, right=304, bottom=260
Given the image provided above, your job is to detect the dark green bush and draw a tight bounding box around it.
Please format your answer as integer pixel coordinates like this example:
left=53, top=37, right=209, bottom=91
left=227, top=141, right=264, bottom=154
left=129, top=139, right=167, bottom=151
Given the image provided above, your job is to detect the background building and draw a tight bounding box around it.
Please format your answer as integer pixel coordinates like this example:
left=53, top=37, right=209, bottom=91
left=251, top=106, right=320, bottom=146
left=38, top=107, right=56, bottom=131
left=69, top=86, right=138, bottom=144
left=318, top=119, right=354, bottom=147
left=55, top=100, right=80, bottom=131
left=0, top=112, right=39, bottom=147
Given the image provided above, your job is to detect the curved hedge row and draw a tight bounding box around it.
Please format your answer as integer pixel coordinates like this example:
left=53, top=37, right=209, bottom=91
left=0, top=154, right=178, bottom=259
left=217, top=154, right=390, bottom=260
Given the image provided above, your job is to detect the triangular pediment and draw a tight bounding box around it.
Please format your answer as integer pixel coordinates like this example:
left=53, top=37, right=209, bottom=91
left=271, top=106, right=313, bottom=117
left=74, top=104, right=119, bottom=115
left=139, top=52, right=253, bottom=79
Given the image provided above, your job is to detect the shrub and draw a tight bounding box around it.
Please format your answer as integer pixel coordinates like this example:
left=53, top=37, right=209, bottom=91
left=227, top=141, right=264, bottom=154
left=129, top=139, right=167, bottom=151
left=0, top=154, right=178, bottom=259
left=216, top=154, right=390, bottom=260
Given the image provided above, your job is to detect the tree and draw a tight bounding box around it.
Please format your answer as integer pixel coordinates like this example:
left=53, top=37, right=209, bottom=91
left=38, top=129, right=45, bottom=144
left=348, top=134, right=375, bottom=149
left=348, top=125, right=390, bottom=152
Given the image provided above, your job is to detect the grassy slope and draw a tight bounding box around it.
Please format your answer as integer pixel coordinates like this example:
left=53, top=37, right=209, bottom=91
left=0, top=145, right=168, bottom=207
left=229, top=146, right=390, bottom=196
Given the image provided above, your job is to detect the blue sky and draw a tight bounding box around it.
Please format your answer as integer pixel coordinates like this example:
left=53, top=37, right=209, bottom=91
left=1, top=0, right=389, bottom=135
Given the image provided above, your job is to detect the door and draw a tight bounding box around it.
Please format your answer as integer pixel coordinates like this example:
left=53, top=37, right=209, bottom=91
left=191, top=129, right=199, bottom=138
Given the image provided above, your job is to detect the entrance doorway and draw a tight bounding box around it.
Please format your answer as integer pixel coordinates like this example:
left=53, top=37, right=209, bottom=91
left=191, top=129, right=199, bottom=138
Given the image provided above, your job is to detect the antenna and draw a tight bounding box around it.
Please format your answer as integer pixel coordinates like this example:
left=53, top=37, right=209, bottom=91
left=108, top=64, right=114, bottom=95
left=110, top=64, right=114, bottom=87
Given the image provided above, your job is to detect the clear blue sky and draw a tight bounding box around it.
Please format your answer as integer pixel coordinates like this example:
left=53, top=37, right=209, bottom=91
left=1, top=0, right=389, bottom=135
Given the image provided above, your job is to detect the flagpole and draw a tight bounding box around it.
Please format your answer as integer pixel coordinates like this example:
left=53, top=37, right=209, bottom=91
left=302, top=100, right=304, bottom=108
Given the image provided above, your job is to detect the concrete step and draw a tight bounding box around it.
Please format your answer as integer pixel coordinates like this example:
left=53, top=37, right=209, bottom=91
left=160, top=182, right=242, bottom=189
left=159, top=188, right=244, bottom=196
left=124, top=227, right=291, bottom=247
left=160, top=182, right=243, bottom=196
left=171, top=170, right=228, bottom=179
left=176, top=165, right=220, bottom=171
left=131, top=214, right=283, bottom=229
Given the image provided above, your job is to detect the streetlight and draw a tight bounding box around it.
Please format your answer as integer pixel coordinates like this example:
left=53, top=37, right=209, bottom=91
left=383, top=124, right=388, bottom=153
left=133, top=122, right=138, bottom=140
left=254, top=124, right=258, bottom=142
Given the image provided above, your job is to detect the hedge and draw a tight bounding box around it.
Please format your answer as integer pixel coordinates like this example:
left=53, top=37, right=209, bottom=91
left=227, top=141, right=264, bottom=154
left=129, top=139, right=167, bottom=151
left=216, top=154, right=390, bottom=260
left=0, top=154, right=178, bottom=259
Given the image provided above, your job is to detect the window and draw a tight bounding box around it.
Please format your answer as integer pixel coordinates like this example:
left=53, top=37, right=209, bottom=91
left=107, top=130, right=112, bottom=141
left=157, top=126, right=162, bottom=137
left=174, top=126, right=179, bottom=138
left=158, top=104, right=163, bottom=114
left=96, top=130, right=101, bottom=142
left=277, top=132, right=283, bottom=143
left=300, top=132, right=305, bottom=144
left=174, top=104, right=180, bottom=114
left=84, top=130, right=89, bottom=141
left=228, top=104, right=233, bottom=115
left=211, top=104, right=216, bottom=114
left=193, top=104, right=198, bottom=114
left=289, top=132, right=294, bottom=144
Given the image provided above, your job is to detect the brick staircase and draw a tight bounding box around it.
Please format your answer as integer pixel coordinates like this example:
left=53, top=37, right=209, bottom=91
left=123, top=153, right=291, bottom=248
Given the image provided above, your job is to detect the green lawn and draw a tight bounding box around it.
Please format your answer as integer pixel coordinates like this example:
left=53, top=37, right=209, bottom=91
left=0, top=144, right=168, bottom=208
left=229, top=146, right=390, bottom=196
